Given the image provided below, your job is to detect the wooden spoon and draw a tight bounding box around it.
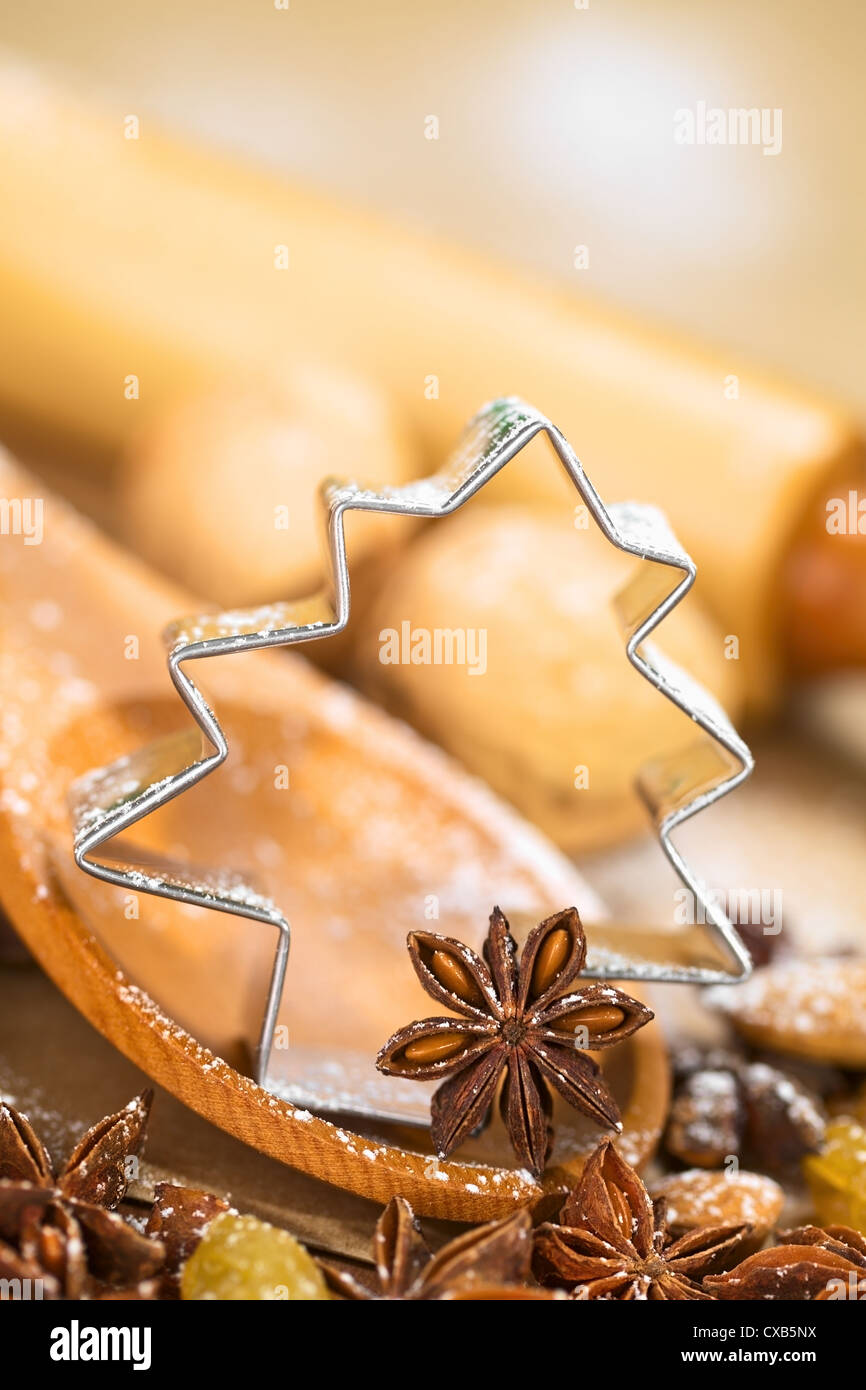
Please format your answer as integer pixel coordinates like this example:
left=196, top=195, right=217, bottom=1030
left=0, top=450, right=667, bottom=1219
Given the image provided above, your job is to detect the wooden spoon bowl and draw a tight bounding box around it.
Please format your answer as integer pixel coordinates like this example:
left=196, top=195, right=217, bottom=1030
left=0, top=452, right=668, bottom=1218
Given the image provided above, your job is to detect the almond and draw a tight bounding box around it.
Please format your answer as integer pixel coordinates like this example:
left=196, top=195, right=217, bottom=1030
left=652, top=1168, right=784, bottom=1245
left=705, top=959, right=866, bottom=1066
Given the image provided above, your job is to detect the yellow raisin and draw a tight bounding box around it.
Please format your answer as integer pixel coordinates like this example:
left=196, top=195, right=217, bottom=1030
left=804, top=1120, right=866, bottom=1234
left=181, top=1211, right=330, bottom=1300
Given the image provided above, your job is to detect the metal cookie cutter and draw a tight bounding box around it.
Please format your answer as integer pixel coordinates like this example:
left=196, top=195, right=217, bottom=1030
left=70, top=397, right=753, bottom=1115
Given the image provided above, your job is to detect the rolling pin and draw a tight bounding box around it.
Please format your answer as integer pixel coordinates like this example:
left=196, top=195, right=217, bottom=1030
left=0, top=53, right=863, bottom=712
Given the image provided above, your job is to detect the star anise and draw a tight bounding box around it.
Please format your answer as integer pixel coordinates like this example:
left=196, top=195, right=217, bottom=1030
left=665, top=1047, right=825, bottom=1172
left=376, top=906, right=653, bottom=1177
left=533, top=1139, right=750, bottom=1299
left=321, top=1195, right=553, bottom=1300
left=144, top=1182, right=231, bottom=1297
left=705, top=1224, right=866, bottom=1300
left=0, top=1092, right=164, bottom=1298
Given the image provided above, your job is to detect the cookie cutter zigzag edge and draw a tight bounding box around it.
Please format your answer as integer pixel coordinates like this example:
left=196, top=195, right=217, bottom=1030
left=70, top=397, right=754, bottom=1090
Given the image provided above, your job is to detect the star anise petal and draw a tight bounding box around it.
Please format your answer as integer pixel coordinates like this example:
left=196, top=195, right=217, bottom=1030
left=664, top=1223, right=752, bottom=1278
left=540, top=1224, right=626, bottom=1262
left=499, top=1053, right=552, bottom=1177
left=0, top=1103, right=54, bottom=1185
left=623, top=1275, right=656, bottom=1299
left=58, top=1091, right=152, bottom=1208
left=815, top=1279, right=866, bottom=1300
left=0, top=1182, right=163, bottom=1289
left=533, top=1223, right=627, bottom=1284
left=482, top=907, right=520, bottom=1013
left=537, top=984, right=654, bottom=1048
left=705, top=1224, right=866, bottom=1304
left=582, top=1271, right=646, bottom=1299
left=320, top=1265, right=378, bottom=1300
left=145, top=1183, right=230, bottom=1293
left=20, top=1200, right=88, bottom=1298
left=374, top=1196, right=430, bottom=1297
left=705, top=1243, right=866, bottom=1300
left=430, top=1046, right=505, bottom=1159
left=530, top=1042, right=622, bottom=1134
left=561, top=1141, right=654, bottom=1260
left=93, top=1279, right=161, bottom=1300
left=444, top=1285, right=564, bottom=1301
left=407, top=932, right=501, bottom=1021
left=0, top=1180, right=55, bottom=1241
left=656, top=1271, right=715, bottom=1301
left=72, top=1203, right=166, bottom=1286
left=517, top=907, right=587, bottom=1014
left=376, top=1018, right=495, bottom=1081
left=778, top=1224, right=866, bottom=1266
left=320, top=1198, right=536, bottom=1301
left=0, top=1234, right=61, bottom=1298
left=421, top=1208, right=532, bottom=1297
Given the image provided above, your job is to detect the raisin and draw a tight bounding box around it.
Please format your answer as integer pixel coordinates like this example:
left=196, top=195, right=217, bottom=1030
left=804, top=1119, right=866, bottom=1233
left=181, top=1211, right=330, bottom=1300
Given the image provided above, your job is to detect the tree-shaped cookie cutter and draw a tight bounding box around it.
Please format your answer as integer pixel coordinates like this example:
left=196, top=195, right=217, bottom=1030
left=71, top=398, right=754, bottom=1099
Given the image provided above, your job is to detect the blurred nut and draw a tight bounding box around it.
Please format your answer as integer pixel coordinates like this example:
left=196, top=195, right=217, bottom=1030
left=666, top=1067, right=743, bottom=1169
left=350, top=504, right=743, bottom=852
left=707, top=959, right=866, bottom=1067
left=120, top=362, right=418, bottom=606
left=652, top=1168, right=784, bottom=1249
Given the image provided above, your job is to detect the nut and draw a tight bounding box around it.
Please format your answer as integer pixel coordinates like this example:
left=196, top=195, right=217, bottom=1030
left=706, top=959, right=866, bottom=1067
left=652, top=1168, right=784, bottom=1246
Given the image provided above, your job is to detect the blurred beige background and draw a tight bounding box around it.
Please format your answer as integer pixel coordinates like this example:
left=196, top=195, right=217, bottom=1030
left=2, top=0, right=864, bottom=420
left=2, top=0, right=863, bottom=954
